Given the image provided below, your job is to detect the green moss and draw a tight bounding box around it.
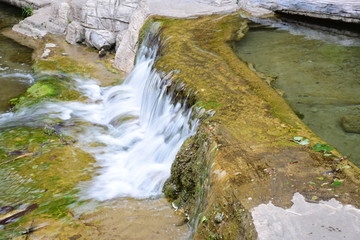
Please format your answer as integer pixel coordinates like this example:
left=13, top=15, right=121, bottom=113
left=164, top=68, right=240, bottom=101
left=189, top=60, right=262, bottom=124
left=0, top=125, right=94, bottom=238
left=10, top=74, right=83, bottom=111
left=0, top=72, right=94, bottom=238
left=34, top=56, right=94, bottom=76
left=96, top=60, right=120, bottom=74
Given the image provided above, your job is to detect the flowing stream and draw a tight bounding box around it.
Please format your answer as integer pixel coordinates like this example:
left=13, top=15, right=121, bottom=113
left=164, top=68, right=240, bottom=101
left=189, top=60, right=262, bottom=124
left=0, top=4, right=196, bottom=237
left=0, top=34, right=198, bottom=201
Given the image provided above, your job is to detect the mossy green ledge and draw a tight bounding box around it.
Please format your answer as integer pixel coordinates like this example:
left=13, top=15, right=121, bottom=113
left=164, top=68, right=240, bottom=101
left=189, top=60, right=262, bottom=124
left=156, top=14, right=360, bottom=239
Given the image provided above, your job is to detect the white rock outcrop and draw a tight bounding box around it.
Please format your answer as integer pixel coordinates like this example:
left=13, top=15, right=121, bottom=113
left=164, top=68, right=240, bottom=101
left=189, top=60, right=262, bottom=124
left=3, top=0, right=360, bottom=72
left=243, top=0, right=360, bottom=23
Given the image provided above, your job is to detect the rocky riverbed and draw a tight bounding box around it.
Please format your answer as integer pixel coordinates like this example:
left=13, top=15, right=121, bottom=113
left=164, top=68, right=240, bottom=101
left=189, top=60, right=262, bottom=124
left=1, top=0, right=359, bottom=239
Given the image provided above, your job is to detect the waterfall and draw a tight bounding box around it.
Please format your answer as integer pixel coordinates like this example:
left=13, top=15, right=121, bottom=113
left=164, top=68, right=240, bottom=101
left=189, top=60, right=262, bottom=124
left=0, top=33, right=199, bottom=201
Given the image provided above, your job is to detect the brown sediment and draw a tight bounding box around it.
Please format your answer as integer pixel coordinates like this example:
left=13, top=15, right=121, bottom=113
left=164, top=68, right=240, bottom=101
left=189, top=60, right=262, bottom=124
left=157, top=13, right=360, bottom=239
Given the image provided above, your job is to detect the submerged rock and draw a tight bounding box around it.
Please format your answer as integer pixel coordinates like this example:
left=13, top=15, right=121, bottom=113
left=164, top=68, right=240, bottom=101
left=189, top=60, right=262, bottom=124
left=341, top=115, right=360, bottom=134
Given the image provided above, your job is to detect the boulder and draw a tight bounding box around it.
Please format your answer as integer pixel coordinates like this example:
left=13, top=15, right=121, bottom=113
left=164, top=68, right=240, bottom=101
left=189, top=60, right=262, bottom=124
left=65, top=21, right=85, bottom=44
left=85, top=29, right=116, bottom=50
left=341, top=116, right=360, bottom=134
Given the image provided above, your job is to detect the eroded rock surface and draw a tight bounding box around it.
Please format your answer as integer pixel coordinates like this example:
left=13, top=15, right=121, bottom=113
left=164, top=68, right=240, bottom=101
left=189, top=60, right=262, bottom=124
left=244, top=0, right=360, bottom=23
left=341, top=116, right=360, bottom=134
left=156, top=14, right=360, bottom=239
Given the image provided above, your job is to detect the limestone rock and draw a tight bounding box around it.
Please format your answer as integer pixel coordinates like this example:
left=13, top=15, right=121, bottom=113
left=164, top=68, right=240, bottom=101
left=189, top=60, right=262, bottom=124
left=242, top=0, right=360, bottom=23
left=341, top=116, right=360, bottom=134
left=81, top=0, right=138, bottom=30
left=114, top=1, right=149, bottom=73
left=66, top=21, right=85, bottom=44
left=85, top=29, right=116, bottom=50
left=46, top=2, right=71, bottom=35
left=12, top=6, right=51, bottom=39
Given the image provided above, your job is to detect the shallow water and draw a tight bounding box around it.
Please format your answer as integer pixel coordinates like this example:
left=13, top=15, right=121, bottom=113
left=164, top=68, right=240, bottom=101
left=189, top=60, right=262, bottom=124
left=0, top=2, right=34, bottom=112
left=234, top=22, right=360, bottom=167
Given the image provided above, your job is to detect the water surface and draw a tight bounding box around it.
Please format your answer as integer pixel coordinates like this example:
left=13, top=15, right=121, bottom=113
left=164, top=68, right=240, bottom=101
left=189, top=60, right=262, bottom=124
left=0, top=2, right=34, bottom=112
left=234, top=22, right=360, bottom=166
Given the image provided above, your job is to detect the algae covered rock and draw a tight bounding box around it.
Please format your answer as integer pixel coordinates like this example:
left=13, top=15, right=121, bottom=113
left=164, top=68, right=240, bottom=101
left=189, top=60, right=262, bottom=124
left=0, top=73, right=94, bottom=239
left=341, top=115, right=360, bottom=134
left=9, top=74, right=83, bottom=111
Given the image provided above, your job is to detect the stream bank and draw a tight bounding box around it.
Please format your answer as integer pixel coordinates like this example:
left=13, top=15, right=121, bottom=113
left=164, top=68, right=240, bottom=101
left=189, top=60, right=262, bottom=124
left=154, top=14, right=360, bottom=239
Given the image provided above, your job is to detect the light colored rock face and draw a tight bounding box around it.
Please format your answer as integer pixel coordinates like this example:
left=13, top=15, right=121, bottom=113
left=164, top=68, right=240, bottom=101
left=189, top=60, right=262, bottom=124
left=5, top=0, right=360, bottom=72
left=252, top=193, right=360, bottom=240
left=79, top=0, right=139, bottom=50
left=244, top=0, right=360, bottom=23
left=114, top=1, right=149, bottom=73
left=65, top=21, right=85, bottom=44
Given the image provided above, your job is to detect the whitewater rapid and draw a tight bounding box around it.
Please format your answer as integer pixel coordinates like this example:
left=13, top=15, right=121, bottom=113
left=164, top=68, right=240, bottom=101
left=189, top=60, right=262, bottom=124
left=0, top=35, right=199, bottom=201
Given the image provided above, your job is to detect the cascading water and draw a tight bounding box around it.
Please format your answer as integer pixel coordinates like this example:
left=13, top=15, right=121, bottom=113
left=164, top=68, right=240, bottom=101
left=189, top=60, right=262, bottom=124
left=0, top=33, right=199, bottom=201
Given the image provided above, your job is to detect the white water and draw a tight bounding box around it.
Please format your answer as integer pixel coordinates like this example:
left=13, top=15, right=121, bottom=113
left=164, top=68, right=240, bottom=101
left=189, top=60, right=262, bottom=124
left=0, top=37, right=199, bottom=200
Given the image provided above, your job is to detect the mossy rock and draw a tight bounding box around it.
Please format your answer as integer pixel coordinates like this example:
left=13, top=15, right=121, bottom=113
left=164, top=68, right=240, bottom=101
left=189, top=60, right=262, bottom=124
left=0, top=73, right=93, bottom=237
left=9, top=74, right=83, bottom=111
left=34, top=56, right=94, bottom=76
left=0, top=125, right=95, bottom=239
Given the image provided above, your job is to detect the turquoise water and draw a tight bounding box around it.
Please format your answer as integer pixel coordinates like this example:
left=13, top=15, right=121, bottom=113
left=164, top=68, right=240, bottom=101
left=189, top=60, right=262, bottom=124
left=234, top=23, right=360, bottom=166
left=0, top=2, right=33, bottom=112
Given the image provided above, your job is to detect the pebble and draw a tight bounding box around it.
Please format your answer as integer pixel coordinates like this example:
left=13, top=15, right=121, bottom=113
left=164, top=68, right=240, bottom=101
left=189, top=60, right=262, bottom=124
left=45, top=43, right=57, bottom=48
left=41, top=49, right=51, bottom=59
left=214, top=212, right=223, bottom=223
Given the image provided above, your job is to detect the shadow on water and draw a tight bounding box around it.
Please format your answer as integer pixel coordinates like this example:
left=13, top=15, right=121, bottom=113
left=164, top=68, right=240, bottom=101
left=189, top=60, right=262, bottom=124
left=234, top=16, right=360, bottom=167
left=0, top=2, right=34, bottom=112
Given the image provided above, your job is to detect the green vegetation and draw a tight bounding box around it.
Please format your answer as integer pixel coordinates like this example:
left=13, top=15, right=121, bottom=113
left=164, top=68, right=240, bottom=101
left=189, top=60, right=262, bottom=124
left=10, top=74, right=84, bottom=111
left=22, top=6, right=34, bottom=17
left=0, top=74, right=94, bottom=239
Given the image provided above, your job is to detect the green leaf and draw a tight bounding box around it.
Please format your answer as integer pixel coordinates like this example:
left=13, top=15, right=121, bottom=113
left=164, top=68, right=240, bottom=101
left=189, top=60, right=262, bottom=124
left=309, top=181, right=316, bottom=185
left=201, top=215, right=207, bottom=223
left=312, top=143, right=334, bottom=152
left=332, top=181, right=342, bottom=186
left=331, top=179, right=344, bottom=186
left=316, top=177, right=324, bottom=181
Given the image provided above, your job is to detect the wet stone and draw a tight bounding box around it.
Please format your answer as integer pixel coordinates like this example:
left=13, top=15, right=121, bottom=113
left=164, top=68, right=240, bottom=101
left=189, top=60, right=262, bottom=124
left=341, top=116, right=360, bottom=134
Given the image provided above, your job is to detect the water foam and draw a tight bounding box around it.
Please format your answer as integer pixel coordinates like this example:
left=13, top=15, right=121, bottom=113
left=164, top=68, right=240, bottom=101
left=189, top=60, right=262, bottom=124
left=0, top=35, right=198, bottom=200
